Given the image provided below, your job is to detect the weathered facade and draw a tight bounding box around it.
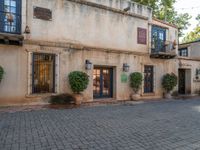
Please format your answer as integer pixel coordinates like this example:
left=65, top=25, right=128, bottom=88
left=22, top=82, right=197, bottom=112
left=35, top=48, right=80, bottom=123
left=0, top=0, right=178, bottom=105
left=178, top=41, right=200, bottom=95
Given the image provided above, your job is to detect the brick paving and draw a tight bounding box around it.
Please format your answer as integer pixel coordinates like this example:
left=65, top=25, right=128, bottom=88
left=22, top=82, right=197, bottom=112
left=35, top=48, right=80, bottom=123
left=1, top=99, right=200, bottom=150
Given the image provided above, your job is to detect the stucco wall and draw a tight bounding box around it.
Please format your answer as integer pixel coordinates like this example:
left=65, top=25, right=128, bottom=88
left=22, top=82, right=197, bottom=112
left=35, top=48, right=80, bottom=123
left=0, top=0, right=179, bottom=105
left=0, top=45, right=28, bottom=104
left=189, top=42, right=200, bottom=58
left=26, top=0, right=149, bottom=53
left=178, top=58, right=200, bottom=94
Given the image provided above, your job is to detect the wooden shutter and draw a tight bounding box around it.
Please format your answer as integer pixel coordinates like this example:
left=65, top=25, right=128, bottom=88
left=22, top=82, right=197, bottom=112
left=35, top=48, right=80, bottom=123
left=0, top=0, right=4, bottom=32
left=16, top=0, right=22, bottom=33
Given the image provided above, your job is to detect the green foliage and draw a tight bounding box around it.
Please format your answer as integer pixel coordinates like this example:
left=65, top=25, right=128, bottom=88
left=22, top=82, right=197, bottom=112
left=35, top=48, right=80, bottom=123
left=196, top=14, right=200, bottom=26
left=130, top=72, right=143, bottom=93
left=162, top=73, right=178, bottom=93
left=182, top=14, right=200, bottom=43
left=132, top=0, right=191, bottom=37
left=68, top=71, right=89, bottom=93
left=50, top=94, right=75, bottom=105
left=0, top=66, right=4, bottom=82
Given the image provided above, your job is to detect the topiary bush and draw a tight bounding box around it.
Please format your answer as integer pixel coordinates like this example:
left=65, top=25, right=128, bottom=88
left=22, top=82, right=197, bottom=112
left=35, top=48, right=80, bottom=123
left=0, top=66, right=4, bottom=83
left=68, top=71, right=89, bottom=94
left=49, top=93, right=75, bottom=105
left=130, top=72, right=143, bottom=93
left=162, top=73, right=178, bottom=93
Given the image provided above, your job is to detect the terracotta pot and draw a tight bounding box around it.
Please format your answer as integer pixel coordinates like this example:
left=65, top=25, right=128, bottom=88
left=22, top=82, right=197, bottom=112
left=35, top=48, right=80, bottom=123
left=164, top=92, right=172, bottom=99
left=73, top=94, right=83, bottom=105
left=131, top=93, right=140, bottom=101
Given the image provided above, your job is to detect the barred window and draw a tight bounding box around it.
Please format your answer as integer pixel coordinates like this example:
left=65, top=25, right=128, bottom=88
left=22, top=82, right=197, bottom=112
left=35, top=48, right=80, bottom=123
left=0, top=0, right=21, bottom=34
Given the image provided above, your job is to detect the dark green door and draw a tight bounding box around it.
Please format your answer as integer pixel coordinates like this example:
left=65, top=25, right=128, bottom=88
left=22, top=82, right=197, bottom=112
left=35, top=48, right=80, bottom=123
left=178, top=69, right=185, bottom=94
left=93, top=67, right=113, bottom=99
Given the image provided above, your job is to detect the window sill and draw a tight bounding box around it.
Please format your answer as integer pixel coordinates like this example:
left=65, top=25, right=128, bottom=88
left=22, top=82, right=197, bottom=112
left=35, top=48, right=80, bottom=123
left=141, top=92, right=156, bottom=97
left=26, top=93, right=58, bottom=98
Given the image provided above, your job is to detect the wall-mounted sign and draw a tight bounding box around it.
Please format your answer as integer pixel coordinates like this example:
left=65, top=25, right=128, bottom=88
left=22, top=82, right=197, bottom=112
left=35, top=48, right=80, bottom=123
left=121, top=73, right=128, bottom=83
left=34, top=7, right=52, bottom=21
left=137, top=27, right=147, bottom=45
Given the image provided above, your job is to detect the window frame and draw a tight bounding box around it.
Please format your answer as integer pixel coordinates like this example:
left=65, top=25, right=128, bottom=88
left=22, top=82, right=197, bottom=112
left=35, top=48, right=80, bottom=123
left=0, top=0, right=22, bottom=34
left=179, top=48, right=188, bottom=57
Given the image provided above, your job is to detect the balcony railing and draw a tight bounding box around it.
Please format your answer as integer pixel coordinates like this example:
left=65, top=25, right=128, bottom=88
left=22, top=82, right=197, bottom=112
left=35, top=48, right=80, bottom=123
left=151, top=40, right=177, bottom=59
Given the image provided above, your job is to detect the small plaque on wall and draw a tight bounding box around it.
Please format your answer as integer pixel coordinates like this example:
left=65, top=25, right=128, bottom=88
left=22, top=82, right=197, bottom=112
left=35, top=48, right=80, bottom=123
left=137, top=27, right=147, bottom=45
left=121, top=73, right=128, bottom=83
left=34, top=7, right=52, bottom=21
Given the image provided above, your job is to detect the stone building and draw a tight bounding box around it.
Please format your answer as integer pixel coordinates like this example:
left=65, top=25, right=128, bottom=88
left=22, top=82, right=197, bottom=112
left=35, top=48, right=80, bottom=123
left=0, top=0, right=178, bottom=105
left=178, top=41, right=200, bottom=95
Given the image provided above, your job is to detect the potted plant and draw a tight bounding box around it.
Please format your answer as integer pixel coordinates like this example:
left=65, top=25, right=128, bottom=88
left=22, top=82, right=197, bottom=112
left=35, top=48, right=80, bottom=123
left=0, top=66, right=4, bottom=83
left=68, top=71, right=89, bottom=105
left=162, top=73, right=178, bottom=99
left=130, top=72, right=143, bottom=100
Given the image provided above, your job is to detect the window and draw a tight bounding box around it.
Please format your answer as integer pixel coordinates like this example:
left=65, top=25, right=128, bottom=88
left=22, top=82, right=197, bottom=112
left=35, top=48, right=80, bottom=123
left=179, top=48, right=188, bottom=57
left=152, top=26, right=166, bottom=53
left=0, top=0, right=21, bottom=34
left=32, top=53, right=56, bottom=94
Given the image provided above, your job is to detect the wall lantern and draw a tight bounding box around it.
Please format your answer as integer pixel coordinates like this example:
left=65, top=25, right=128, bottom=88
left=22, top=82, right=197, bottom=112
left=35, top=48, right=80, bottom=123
left=123, top=63, right=130, bottom=72
left=85, top=60, right=92, bottom=70
left=24, top=25, right=31, bottom=34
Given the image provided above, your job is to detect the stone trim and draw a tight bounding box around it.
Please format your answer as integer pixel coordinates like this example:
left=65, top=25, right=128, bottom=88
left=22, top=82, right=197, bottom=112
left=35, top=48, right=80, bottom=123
left=0, top=33, right=24, bottom=46
left=24, top=39, right=149, bottom=56
left=148, top=23, right=169, bottom=29
left=66, top=0, right=149, bottom=20
left=178, top=57, right=200, bottom=61
left=153, top=18, right=177, bottom=29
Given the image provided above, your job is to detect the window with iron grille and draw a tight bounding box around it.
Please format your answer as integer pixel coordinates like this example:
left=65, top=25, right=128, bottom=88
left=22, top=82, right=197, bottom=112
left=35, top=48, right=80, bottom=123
left=32, top=53, right=56, bottom=94
left=0, top=0, right=21, bottom=34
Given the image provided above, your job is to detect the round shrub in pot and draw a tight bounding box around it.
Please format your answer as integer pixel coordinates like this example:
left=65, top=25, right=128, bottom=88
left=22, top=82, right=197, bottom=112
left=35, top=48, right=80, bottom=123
left=162, top=73, right=178, bottom=99
left=130, top=72, right=143, bottom=100
left=68, top=71, right=89, bottom=105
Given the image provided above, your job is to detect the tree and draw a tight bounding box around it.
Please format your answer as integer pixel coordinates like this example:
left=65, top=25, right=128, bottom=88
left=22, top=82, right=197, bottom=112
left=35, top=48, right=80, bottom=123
left=132, top=0, right=191, bottom=37
left=182, top=14, right=200, bottom=43
left=196, top=14, right=200, bottom=25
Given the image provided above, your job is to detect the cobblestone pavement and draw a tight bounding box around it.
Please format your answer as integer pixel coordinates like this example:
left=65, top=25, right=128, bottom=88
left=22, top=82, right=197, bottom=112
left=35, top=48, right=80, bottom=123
left=1, top=99, right=200, bottom=150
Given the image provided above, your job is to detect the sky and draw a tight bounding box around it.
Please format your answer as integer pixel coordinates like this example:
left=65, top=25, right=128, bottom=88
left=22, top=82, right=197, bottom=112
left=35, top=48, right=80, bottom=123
left=174, top=0, right=200, bottom=35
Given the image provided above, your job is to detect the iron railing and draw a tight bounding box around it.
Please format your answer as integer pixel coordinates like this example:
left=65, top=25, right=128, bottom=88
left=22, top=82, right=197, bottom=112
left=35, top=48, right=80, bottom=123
left=151, top=40, right=176, bottom=53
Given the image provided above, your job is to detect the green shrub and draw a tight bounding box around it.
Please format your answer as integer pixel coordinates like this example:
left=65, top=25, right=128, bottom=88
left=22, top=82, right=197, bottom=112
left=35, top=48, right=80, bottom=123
left=0, top=66, right=4, bottom=83
left=130, top=72, right=143, bottom=93
left=50, top=93, right=75, bottom=105
left=162, top=73, right=178, bottom=93
left=68, top=71, right=89, bottom=93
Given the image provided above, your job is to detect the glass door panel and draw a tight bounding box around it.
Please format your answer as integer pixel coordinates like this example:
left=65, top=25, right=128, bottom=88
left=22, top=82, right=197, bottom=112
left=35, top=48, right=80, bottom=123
left=93, top=69, right=101, bottom=96
left=144, top=66, right=154, bottom=93
left=93, top=67, right=113, bottom=99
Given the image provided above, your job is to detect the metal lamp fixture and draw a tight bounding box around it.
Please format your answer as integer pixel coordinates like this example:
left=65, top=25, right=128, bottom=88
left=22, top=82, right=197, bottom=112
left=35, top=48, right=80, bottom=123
left=24, top=25, right=31, bottom=34
left=123, top=63, right=130, bottom=72
left=85, top=60, right=92, bottom=70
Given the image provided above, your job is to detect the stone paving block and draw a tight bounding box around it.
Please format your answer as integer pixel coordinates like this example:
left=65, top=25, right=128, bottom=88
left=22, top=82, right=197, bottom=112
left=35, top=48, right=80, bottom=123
left=1, top=99, right=200, bottom=149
